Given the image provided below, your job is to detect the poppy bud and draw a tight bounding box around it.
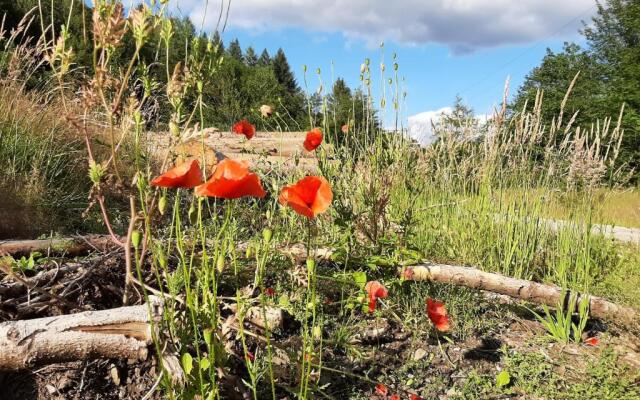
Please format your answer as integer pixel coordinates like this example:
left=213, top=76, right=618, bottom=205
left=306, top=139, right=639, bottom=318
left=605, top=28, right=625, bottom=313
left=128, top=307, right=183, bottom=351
left=158, top=195, right=168, bottom=215
left=312, top=326, right=322, bottom=339
left=169, top=120, right=180, bottom=137
left=262, top=228, right=272, bottom=243
left=132, top=230, right=142, bottom=250
left=188, top=204, right=197, bottom=224
left=157, top=250, right=167, bottom=269
left=245, top=244, right=253, bottom=259
left=216, top=254, right=225, bottom=273
left=203, top=328, right=213, bottom=346
left=306, top=258, right=315, bottom=274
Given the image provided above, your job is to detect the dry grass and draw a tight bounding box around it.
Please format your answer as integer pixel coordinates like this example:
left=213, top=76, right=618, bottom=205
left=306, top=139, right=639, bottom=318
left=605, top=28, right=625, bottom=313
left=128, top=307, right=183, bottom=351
left=493, top=188, right=640, bottom=228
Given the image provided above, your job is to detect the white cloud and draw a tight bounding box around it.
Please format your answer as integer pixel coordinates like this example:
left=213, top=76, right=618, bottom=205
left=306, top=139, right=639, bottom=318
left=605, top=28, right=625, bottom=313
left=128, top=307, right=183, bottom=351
left=407, top=107, right=451, bottom=146
left=170, top=0, right=595, bottom=52
left=407, top=108, right=495, bottom=146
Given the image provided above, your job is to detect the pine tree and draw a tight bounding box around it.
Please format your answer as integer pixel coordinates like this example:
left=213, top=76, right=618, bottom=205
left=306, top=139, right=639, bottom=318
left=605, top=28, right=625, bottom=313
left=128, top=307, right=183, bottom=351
left=258, top=49, right=271, bottom=66
left=328, top=78, right=353, bottom=126
left=227, top=39, right=243, bottom=62
left=258, top=49, right=271, bottom=67
left=244, top=46, right=258, bottom=67
left=211, top=31, right=225, bottom=55
left=272, top=48, right=298, bottom=94
left=444, top=95, right=475, bottom=127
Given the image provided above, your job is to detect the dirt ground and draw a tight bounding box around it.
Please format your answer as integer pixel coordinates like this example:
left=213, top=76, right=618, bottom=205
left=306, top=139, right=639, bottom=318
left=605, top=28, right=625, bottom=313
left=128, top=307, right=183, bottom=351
left=150, top=130, right=321, bottom=173
left=1, top=248, right=639, bottom=399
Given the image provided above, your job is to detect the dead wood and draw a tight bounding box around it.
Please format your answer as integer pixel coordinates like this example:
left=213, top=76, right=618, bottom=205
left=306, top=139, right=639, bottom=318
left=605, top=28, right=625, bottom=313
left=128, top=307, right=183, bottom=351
left=403, top=263, right=638, bottom=327
left=0, top=235, right=119, bottom=258
left=0, top=262, right=83, bottom=298
left=0, top=296, right=163, bottom=371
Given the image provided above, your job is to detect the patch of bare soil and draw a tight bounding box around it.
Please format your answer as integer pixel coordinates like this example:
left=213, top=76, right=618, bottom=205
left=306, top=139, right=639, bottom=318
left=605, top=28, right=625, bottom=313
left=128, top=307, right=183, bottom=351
left=150, top=130, right=320, bottom=172
left=1, top=249, right=639, bottom=399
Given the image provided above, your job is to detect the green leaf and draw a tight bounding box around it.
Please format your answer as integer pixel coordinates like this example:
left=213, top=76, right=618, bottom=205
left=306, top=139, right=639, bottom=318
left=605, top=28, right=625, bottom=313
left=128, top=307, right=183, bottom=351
left=352, top=271, right=367, bottom=289
left=203, top=328, right=212, bottom=347
left=181, top=352, right=193, bottom=376
left=496, top=370, right=511, bottom=388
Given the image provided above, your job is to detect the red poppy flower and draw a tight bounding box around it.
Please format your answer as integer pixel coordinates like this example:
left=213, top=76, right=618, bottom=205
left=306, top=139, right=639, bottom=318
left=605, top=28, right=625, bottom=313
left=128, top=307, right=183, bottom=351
left=151, top=159, right=203, bottom=188
left=584, top=337, right=599, bottom=346
left=233, top=119, right=256, bottom=140
left=341, top=124, right=349, bottom=134
left=390, top=395, right=400, bottom=400
left=195, top=158, right=266, bottom=199
left=426, top=298, right=450, bottom=332
left=278, top=176, right=332, bottom=219
left=365, top=281, right=388, bottom=313
left=264, top=287, right=276, bottom=297
left=410, top=394, right=423, bottom=400
left=303, top=128, right=323, bottom=151
left=375, top=383, right=388, bottom=396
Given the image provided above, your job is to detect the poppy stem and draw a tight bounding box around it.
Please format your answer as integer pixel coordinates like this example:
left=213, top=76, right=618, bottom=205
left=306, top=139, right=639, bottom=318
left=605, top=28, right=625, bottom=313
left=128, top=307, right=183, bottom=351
left=306, top=219, right=312, bottom=260
left=436, top=336, right=456, bottom=368
left=378, top=298, right=407, bottom=329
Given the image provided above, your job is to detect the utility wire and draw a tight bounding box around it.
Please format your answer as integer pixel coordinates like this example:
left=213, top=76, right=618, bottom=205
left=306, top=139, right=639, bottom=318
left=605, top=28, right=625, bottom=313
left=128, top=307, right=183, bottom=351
left=459, top=4, right=597, bottom=102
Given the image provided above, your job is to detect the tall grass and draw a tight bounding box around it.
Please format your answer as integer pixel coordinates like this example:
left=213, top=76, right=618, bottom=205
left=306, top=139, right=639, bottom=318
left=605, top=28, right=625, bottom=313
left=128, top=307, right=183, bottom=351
left=0, top=82, right=88, bottom=237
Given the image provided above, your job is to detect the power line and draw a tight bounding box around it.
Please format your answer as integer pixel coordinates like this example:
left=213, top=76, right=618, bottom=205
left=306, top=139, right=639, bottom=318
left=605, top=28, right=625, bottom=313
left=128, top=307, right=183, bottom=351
left=459, top=3, right=597, bottom=101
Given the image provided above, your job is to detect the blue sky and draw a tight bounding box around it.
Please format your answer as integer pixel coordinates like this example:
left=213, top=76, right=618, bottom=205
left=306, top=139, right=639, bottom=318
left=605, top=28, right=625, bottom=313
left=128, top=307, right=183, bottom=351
left=166, top=0, right=598, bottom=121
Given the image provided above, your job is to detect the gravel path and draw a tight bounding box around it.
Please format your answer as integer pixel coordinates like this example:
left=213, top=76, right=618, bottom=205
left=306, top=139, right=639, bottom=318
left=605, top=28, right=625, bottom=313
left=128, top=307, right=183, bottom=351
left=544, top=218, right=640, bottom=244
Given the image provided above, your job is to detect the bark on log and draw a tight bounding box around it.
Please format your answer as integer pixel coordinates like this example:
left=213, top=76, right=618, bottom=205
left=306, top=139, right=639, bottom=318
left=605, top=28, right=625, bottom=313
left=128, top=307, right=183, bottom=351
left=402, top=264, right=638, bottom=326
left=0, top=296, right=163, bottom=371
left=0, top=235, right=119, bottom=258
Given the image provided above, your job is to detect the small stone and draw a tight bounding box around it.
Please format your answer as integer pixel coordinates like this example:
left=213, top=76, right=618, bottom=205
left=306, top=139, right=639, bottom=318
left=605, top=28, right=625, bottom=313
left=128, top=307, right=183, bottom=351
left=110, top=365, right=121, bottom=386
left=45, top=384, right=57, bottom=395
left=413, top=348, right=428, bottom=361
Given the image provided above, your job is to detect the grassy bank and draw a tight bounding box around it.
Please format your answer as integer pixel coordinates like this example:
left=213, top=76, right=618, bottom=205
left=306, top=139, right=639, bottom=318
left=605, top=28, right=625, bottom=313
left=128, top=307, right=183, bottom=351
left=0, top=83, right=89, bottom=238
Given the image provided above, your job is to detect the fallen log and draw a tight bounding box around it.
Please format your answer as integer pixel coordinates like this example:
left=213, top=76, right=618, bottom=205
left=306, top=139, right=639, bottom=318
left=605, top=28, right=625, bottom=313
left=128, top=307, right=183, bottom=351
left=0, top=296, right=162, bottom=371
left=402, top=263, right=638, bottom=327
left=0, top=235, right=119, bottom=258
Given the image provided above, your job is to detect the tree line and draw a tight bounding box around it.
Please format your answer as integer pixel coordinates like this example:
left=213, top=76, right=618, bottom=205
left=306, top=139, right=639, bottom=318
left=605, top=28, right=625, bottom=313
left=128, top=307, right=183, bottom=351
left=0, top=0, right=369, bottom=133
left=511, top=0, right=640, bottom=175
